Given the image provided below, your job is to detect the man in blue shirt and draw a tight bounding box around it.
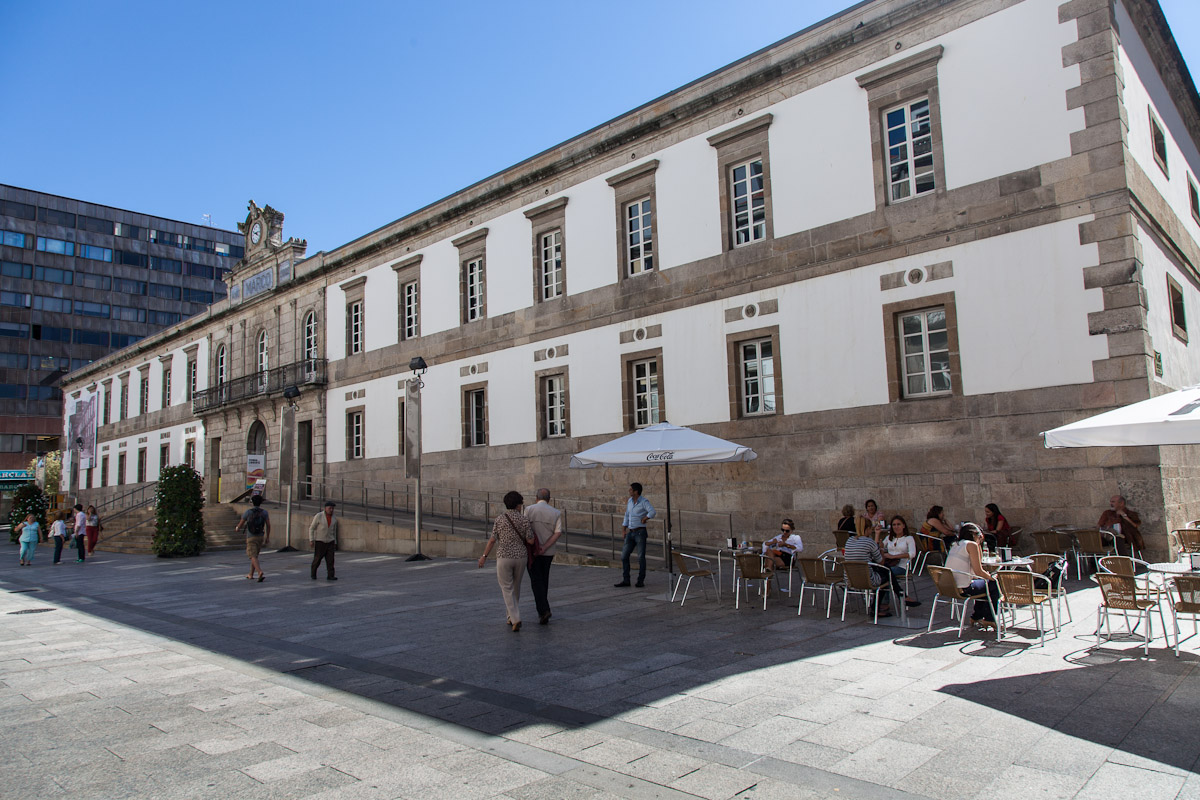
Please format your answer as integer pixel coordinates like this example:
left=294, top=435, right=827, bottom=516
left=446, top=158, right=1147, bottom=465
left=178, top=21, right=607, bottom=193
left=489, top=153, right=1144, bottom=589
left=615, top=482, right=656, bottom=588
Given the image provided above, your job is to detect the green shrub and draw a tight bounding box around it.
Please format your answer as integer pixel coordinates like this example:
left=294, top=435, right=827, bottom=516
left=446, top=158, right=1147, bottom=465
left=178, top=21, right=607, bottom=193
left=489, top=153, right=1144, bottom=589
left=152, top=465, right=206, bottom=558
left=8, top=483, right=49, bottom=543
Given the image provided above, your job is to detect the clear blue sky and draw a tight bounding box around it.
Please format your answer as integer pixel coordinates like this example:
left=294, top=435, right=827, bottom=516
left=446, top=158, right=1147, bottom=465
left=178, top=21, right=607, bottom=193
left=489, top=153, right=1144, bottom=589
left=3, top=0, right=1198, bottom=254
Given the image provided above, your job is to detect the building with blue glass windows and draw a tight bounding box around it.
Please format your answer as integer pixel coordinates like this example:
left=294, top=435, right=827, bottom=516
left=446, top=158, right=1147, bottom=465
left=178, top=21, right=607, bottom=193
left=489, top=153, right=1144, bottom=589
left=0, top=184, right=243, bottom=470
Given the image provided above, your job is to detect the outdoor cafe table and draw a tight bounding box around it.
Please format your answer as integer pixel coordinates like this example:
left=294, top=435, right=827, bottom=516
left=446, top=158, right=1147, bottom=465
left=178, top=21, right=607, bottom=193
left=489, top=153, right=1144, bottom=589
left=982, top=555, right=1034, bottom=570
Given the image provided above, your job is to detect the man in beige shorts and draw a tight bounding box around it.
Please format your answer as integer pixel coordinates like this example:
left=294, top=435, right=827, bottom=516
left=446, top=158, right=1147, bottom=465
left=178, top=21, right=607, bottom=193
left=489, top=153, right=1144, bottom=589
left=235, top=495, right=271, bottom=582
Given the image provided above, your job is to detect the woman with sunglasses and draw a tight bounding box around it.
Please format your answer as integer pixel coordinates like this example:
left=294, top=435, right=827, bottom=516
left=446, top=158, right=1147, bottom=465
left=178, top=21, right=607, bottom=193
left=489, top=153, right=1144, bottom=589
left=763, top=519, right=803, bottom=570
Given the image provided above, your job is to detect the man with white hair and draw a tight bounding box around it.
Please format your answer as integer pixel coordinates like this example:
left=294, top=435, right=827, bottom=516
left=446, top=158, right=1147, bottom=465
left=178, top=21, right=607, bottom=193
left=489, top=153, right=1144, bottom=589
left=525, top=487, right=563, bottom=625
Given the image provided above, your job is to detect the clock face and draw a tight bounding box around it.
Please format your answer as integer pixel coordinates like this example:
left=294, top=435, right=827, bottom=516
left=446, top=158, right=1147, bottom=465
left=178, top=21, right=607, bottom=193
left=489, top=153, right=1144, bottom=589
left=251, top=222, right=262, bottom=244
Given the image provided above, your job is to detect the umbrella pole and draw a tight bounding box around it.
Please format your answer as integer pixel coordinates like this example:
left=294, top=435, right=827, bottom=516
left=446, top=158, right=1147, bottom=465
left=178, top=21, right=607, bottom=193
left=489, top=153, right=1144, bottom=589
left=664, top=462, right=673, bottom=596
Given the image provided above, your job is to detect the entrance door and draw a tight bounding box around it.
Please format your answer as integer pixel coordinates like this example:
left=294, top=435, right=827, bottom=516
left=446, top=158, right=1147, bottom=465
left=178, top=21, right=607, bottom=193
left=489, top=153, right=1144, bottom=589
left=297, top=420, right=313, bottom=499
left=208, top=437, right=221, bottom=503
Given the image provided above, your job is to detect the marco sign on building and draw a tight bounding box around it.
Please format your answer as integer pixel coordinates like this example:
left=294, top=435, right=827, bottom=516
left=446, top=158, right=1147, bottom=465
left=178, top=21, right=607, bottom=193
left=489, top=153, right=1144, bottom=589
left=61, top=0, right=1200, bottom=558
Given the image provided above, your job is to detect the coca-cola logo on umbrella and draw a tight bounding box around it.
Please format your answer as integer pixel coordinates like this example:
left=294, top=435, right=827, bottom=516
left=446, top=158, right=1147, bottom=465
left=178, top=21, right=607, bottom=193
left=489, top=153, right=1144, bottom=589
left=645, top=451, right=675, bottom=462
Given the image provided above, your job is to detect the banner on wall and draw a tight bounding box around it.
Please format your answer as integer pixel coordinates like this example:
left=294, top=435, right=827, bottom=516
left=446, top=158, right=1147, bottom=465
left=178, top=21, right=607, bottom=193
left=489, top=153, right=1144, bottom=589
left=246, top=454, right=265, bottom=488
left=69, top=396, right=98, bottom=470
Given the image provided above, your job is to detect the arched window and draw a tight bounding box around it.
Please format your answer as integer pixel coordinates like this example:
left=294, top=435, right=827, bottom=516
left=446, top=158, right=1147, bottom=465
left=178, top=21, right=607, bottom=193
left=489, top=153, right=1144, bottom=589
left=247, top=420, right=267, bottom=454
left=216, top=345, right=227, bottom=385
left=257, top=330, right=269, bottom=374
left=303, top=311, right=318, bottom=361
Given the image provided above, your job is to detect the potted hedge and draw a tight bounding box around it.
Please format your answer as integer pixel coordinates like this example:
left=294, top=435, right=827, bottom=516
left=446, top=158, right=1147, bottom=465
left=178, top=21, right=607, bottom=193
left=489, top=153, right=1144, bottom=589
left=8, top=483, right=48, bottom=543
left=152, top=465, right=206, bottom=557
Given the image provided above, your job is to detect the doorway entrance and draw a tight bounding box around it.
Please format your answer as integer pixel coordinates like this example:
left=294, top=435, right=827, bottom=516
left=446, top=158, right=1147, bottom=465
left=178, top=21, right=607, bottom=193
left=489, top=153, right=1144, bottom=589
left=208, top=437, right=221, bottom=502
left=297, top=420, right=313, bottom=499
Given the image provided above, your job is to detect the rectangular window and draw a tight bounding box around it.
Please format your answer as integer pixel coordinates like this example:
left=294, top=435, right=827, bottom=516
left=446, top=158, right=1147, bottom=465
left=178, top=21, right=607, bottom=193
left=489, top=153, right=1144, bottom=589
left=39, top=208, right=76, bottom=227
left=187, top=360, right=196, bottom=401
left=74, top=301, right=110, bottom=318
left=0, top=322, right=29, bottom=338
left=114, top=278, right=146, bottom=295
left=0, top=434, right=23, bottom=451
left=112, top=306, right=146, bottom=323
left=346, top=410, right=364, bottom=460
left=36, top=236, right=74, bottom=256
left=149, top=283, right=181, bottom=300
left=149, top=256, right=182, bottom=273
left=186, top=263, right=214, bottom=280
left=1, top=230, right=28, bottom=248
left=739, top=338, right=776, bottom=416
left=100, top=455, right=108, bottom=487
left=1, top=261, right=31, bottom=279
left=403, top=280, right=419, bottom=339
left=35, top=266, right=73, bottom=284
left=148, top=310, right=181, bottom=326
left=119, top=251, right=148, bottom=267
left=162, top=368, right=172, bottom=408
left=78, top=215, right=111, bottom=234
left=0, top=384, right=25, bottom=399
left=347, top=300, right=363, bottom=354
left=43, top=326, right=74, bottom=342
left=0, top=291, right=29, bottom=308
left=139, top=375, right=149, bottom=415
left=540, top=230, right=563, bottom=300
left=1150, top=108, right=1169, bottom=176
left=1189, top=175, right=1199, bottom=225
left=0, top=352, right=27, bottom=369
left=78, top=244, right=113, bottom=262
left=159, top=444, right=169, bottom=471
left=111, top=333, right=141, bottom=348
left=1, top=200, right=35, bottom=220
left=113, top=222, right=141, bottom=239
left=631, top=358, right=660, bottom=429
left=184, top=440, right=195, bottom=469
left=544, top=374, right=567, bottom=438
left=137, top=449, right=147, bottom=483
left=886, top=98, right=935, bottom=202
left=625, top=198, right=654, bottom=275
left=117, top=453, right=126, bottom=486
left=465, top=388, right=487, bottom=447
left=32, top=296, right=69, bottom=313
left=149, top=230, right=181, bottom=247
left=465, top=258, right=485, bottom=322
left=730, top=158, right=766, bottom=246
left=899, top=307, right=951, bottom=398
left=1168, top=274, right=1188, bottom=343
left=77, top=272, right=111, bottom=291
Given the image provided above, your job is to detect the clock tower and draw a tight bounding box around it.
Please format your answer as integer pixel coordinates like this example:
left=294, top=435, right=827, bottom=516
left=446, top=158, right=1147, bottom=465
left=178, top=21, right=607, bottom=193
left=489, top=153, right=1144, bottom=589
left=228, top=201, right=308, bottom=305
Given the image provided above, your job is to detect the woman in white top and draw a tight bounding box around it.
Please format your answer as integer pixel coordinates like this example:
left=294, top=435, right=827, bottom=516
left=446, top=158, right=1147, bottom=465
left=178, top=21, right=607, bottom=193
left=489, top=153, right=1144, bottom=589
left=50, top=510, right=69, bottom=564
left=763, top=518, right=803, bottom=569
left=879, top=515, right=920, bottom=608
left=944, top=524, right=999, bottom=628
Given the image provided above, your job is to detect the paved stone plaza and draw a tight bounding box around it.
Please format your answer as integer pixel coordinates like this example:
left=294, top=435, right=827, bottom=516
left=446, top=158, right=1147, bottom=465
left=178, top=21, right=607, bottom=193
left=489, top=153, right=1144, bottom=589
left=2, top=546, right=1199, bottom=799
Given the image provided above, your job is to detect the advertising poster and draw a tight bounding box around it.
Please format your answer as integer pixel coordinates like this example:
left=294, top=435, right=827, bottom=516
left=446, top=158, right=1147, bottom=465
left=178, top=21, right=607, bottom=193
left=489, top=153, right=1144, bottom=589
left=246, top=454, right=265, bottom=488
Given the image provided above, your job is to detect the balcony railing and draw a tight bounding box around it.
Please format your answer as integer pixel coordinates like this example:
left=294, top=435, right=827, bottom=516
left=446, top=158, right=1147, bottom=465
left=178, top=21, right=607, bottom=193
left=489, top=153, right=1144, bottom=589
left=192, top=359, right=327, bottom=414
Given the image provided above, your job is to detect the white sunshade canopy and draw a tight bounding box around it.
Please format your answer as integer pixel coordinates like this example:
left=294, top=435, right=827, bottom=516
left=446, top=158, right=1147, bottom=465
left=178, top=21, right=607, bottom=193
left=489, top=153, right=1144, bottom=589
left=1042, top=385, right=1200, bottom=448
left=569, top=422, right=758, bottom=468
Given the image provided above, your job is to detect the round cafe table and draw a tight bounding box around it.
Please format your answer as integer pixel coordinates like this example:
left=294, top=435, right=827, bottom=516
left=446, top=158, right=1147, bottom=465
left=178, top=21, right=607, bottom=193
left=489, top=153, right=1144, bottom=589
left=982, top=555, right=1033, bottom=570
left=1147, top=561, right=1200, bottom=575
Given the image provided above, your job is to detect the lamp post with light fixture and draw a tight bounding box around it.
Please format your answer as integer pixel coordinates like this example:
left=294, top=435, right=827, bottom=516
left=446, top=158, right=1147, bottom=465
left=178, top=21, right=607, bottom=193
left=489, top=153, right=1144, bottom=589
left=278, top=385, right=301, bottom=552
left=406, top=357, right=430, bottom=561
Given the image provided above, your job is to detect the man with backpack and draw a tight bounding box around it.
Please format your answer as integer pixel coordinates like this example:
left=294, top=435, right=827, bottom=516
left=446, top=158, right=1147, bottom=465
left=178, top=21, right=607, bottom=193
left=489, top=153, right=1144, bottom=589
left=235, top=495, right=271, bottom=582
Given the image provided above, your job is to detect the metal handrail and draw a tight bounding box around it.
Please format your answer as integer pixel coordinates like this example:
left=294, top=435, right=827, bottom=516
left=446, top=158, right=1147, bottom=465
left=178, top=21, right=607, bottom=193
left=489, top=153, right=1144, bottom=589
left=192, top=358, right=327, bottom=414
left=92, top=482, right=157, bottom=515
left=97, top=496, right=157, bottom=543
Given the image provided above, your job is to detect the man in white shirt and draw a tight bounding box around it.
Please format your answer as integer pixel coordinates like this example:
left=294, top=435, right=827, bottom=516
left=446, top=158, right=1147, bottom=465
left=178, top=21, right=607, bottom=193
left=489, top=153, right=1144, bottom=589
left=525, top=488, right=563, bottom=625
left=763, top=518, right=803, bottom=569
left=72, top=504, right=87, bottom=563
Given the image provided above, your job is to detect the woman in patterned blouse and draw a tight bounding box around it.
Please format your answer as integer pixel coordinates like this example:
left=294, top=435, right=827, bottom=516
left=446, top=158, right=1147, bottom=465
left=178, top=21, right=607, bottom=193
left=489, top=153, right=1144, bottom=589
left=477, top=490, right=537, bottom=631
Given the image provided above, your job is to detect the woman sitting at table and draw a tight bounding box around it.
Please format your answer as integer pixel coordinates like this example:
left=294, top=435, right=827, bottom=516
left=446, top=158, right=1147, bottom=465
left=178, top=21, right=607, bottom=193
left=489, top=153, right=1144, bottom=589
left=944, top=524, right=1000, bottom=630
left=983, top=503, right=1014, bottom=550
left=762, top=518, right=803, bottom=570
left=860, top=499, right=885, bottom=537
left=921, top=506, right=956, bottom=549
left=880, top=515, right=920, bottom=608
left=836, top=504, right=857, bottom=533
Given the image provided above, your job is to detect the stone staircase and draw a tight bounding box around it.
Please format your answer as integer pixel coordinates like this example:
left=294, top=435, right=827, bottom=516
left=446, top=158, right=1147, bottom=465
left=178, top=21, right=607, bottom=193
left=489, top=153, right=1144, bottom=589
left=97, top=504, right=251, bottom=555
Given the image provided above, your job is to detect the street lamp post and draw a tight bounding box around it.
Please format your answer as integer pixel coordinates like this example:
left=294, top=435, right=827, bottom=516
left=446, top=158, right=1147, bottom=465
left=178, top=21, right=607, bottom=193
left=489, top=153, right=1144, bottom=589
left=277, top=385, right=300, bottom=552
left=406, top=357, right=430, bottom=562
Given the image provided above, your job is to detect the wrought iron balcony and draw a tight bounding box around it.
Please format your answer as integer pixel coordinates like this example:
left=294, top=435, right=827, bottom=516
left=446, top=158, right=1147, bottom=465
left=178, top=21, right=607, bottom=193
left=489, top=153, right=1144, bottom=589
left=192, top=359, right=327, bottom=414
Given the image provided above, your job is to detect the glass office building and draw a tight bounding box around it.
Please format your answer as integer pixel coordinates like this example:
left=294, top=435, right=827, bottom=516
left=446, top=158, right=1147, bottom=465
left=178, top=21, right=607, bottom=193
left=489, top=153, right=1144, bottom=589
left=0, top=184, right=244, bottom=469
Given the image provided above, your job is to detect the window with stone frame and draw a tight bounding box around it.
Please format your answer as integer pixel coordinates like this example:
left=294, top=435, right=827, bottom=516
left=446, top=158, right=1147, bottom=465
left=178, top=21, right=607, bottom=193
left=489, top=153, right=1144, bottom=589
left=1150, top=107, right=1169, bottom=177
left=607, top=160, right=659, bottom=280
left=341, top=275, right=367, bottom=356
left=392, top=254, right=422, bottom=341
left=159, top=444, right=170, bottom=471
left=161, top=365, right=171, bottom=409
left=216, top=344, right=227, bottom=385
left=100, top=454, right=108, bottom=487
left=524, top=197, right=567, bottom=303
left=726, top=326, right=783, bottom=419
left=117, top=453, right=126, bottom=485
left=102, top=382, right=110, bottom=424
left=1188, top=174, right=1199, bottom=225
left=186, top=359, right=196, bottom=401
left=536, top=368, right=570, bottom=439
left=707, top=116, right=774, bottom=252
left=462, top=383, right=488, bottom=447
left=882, top=292, right=962, bottom=402
left=138, top=371, right=149, bottom=415
left=1168, top=273, right=1188, bottom=343
left=184, top=440, right=195, bottom=470
left=119, top=379, right=128, bottom=420
left=346, top=407, right=365, bottom=460
left=620, top=348, right=665, bottom=431
left=856, top=46, right=946, bottom=208
left=303, top=311, right=319, bottom=360
left=136, top=448, right=147, bottom=483
left=256, top=330, right=269, bottom=375
left=452, top=229, right=488, bottom=324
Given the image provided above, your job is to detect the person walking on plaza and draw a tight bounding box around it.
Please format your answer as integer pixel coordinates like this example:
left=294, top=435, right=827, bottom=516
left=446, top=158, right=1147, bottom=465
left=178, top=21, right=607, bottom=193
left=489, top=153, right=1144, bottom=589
left=525, top=488, right=563, bottom=625
left=15, top=512, right=41, bottom=566
left=235, top=495, right=271, bottom=582
left=309, top=500, right=338, bottom=581
left=477, top=491, right=536, bottom=632
left=50, top=511, right=69, bottom=564
left=72, top=504, right=87, bottom=563
left=85, top=505, right=102, bottom=555
left=615, top=482, right=656, bottom=588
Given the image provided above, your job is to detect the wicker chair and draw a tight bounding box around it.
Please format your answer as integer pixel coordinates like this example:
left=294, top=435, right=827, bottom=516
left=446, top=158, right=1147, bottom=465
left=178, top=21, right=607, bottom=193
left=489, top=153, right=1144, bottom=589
left=1098, top=555, right=1164, bottom=603
left=1094, top=573, right=1169, bottom=655
left=1031, top=530, right=1071, bottom=561
left=1028, top=553, right=1072, bottom=623
left=670, top=551, right=718, bottom=606
left=913, top=532, right=947, bottom=572
left=1170, top=529, right=1200, bottom=555
left=795, top=557, right=842, bottom=618
left=832, top=530, right=851, bottom=551
left=995, top=570, right=1055, bottom=646
left=734, top=553, right=778, bottom=610
left=1167, top=575, right=1200, bottom=657
left=925, top=565, right=995, bottom=637
left=1073, top=529, right=1116, bottom=576
left=841, top=561, right=895, bottom=624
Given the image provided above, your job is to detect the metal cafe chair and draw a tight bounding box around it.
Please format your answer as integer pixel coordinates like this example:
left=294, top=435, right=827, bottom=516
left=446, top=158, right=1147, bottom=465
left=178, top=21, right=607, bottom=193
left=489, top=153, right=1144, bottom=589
left=795, top=557, right=842, bottom=618
left=995, top=570, right=1056, bottom=646
left=733, top=553, right=779, bottom=610
left=841, top=561, right=896, bottom=624
left=1093, top=573, right=1169, bottom=656
left=670, top=550, right=719, bottom=606
left=926, top=565, right=996, bottom=637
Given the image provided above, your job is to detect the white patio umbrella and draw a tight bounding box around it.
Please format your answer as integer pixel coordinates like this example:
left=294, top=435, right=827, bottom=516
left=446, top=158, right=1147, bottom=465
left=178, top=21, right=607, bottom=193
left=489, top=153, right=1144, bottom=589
left=1042, top=385, right=1200, bottom=448
left=569, top=422, right=758, bottom=577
